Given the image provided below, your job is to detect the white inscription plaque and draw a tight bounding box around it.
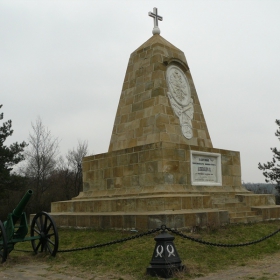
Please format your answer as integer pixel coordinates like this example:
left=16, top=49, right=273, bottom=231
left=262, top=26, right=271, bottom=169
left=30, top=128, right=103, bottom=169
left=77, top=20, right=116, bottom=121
left=191, top=151, right=222, bottom=186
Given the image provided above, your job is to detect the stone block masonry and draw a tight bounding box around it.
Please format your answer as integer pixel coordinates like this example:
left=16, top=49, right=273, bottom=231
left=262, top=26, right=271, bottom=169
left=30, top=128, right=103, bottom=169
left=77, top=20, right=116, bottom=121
left=47, top=33, right=280, bottom=230
left=77, top=142, right=243, bottom=199
left=109, top=35, right=212, bottom=152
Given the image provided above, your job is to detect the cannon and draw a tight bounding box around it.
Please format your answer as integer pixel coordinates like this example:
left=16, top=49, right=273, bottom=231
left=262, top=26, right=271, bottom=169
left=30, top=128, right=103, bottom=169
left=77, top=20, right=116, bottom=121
left=0, top=189, right=59, bottom=263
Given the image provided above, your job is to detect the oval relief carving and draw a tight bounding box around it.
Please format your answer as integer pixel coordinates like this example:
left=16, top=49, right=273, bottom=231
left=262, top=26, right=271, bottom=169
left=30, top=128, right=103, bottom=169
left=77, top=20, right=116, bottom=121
left=166, top=65, right=194, bottom=139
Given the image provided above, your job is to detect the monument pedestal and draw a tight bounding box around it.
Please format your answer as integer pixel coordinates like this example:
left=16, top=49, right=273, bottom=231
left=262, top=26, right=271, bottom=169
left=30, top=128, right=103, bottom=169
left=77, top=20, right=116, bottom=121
left=50, top=142, right=280, bottom=229
left=48, top=29, right=280, bottom=229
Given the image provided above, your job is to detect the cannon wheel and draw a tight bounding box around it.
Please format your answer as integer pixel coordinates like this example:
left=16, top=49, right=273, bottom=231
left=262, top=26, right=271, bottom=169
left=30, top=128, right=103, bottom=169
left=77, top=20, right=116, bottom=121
left=0, top=220, right=8, bottom=263
left=30, top=212, right=59, bottom=257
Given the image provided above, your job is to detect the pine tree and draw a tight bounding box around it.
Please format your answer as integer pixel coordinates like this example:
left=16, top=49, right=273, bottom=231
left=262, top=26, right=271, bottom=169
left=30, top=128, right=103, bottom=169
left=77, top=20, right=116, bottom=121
left=0, top=104, right=27, bottom=190
left=258, top=119, right=280, bottom=191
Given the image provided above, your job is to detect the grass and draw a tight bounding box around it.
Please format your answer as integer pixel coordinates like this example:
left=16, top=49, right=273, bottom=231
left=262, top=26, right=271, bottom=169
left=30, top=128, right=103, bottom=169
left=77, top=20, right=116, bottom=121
left=3, top=221, right=280, bottom=279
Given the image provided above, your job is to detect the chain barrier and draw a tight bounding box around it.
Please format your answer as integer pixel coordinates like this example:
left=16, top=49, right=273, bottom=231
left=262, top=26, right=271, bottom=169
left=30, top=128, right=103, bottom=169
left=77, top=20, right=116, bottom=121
left=58, top=227, right=161, bottom=253
left=14, top=228, right=160, bottom=253
left=165, top=226, right=280, bottom=247
left=14, top=224, right=280, bottom=253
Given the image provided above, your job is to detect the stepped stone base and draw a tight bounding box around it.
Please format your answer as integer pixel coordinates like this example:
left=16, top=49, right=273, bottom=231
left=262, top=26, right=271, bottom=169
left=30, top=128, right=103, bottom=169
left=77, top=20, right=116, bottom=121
left=44, top=192, right=280, bottom=230
left=46, top=141, right=280, bottom=230
left=215, top=193, right=280, bottom=224
left=251, top=205, right=280, bottom=220
left=48, top=209, right=229, bottom=230
left=49, top=194, right=227, bottom=229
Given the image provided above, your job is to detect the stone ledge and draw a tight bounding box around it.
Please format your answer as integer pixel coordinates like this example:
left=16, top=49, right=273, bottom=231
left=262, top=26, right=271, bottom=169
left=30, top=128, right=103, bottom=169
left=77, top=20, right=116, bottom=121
left=51, top=194, right=213, bottom=213
left=251, top=206, right=280, bottom=220
left=41, top=209, right=228, bottom=230
left=229, top=216, right=263, bottom=224
left=74, top=187, right=249, bottom=200
left=236, top=194, right=276, bottom=206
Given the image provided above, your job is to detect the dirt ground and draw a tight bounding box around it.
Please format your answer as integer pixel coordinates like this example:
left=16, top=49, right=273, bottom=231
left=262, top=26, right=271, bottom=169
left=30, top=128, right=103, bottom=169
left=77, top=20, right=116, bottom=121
left=2, top=252, right=280, bottom=280
left=0, top=262, right=128, bottom=280
left=193, top=252, right=280, bottom=280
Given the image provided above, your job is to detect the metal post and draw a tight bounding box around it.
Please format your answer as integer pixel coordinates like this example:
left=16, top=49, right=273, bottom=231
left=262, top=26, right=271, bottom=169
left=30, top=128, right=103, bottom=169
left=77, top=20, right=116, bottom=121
left=146, top=225, right=185, bottom=278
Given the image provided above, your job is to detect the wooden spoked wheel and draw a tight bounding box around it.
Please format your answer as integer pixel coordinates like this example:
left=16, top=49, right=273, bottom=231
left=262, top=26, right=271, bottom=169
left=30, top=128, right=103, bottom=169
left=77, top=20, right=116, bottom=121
left=0, top=220, right=8, bottom=263
left=30, top=212, right=59, bottom=257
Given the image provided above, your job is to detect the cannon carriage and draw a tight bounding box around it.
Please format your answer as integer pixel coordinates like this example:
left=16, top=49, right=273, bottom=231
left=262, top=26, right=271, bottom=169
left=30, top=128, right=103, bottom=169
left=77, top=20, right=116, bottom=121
left=0, top=189, right=59, bottom=263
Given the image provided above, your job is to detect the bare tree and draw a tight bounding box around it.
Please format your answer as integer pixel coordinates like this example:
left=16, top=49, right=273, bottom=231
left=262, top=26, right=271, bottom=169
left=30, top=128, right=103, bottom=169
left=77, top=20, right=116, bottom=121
left=24, top=117, right=59, bottom=205
left=66, top=140, right=88, bottom=196
left=53, top=156, right=73, bottom=200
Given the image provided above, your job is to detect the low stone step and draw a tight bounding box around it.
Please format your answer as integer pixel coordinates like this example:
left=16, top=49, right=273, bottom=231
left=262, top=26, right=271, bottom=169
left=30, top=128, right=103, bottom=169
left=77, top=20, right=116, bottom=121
left=229, top=211, right=257, bottom=218
left=251, top=205, right=280, bottom=220
left=230, top=206, right=252, bottom=212
left=230, top=215, right=263, bottom=224
left=214, top=203, right=250, bottom=212
left=214, top=202, right=244, bottom=208
left=214, top=201, right=247, bottom=207
left=212, top=197, right=240, bottom=204
left=40, top=208, right=229, bottom=230
left=236, top=194, right=276, bottom=206
left=51, top=194, right=212, bottom=213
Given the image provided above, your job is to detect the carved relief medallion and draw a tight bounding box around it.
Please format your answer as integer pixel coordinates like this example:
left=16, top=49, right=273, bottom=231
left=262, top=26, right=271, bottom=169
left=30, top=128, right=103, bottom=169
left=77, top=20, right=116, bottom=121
left=166, top=65, right=194, bottom=139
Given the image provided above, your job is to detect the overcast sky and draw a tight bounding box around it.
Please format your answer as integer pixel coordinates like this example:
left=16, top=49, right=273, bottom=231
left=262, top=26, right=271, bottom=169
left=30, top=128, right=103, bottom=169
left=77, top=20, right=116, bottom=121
left=1, top=0, right=280, bottom=183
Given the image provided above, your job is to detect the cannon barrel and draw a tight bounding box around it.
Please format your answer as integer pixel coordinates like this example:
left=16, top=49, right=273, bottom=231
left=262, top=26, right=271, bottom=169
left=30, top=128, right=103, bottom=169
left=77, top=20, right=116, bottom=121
left=12, top=189, right=33, bottom=223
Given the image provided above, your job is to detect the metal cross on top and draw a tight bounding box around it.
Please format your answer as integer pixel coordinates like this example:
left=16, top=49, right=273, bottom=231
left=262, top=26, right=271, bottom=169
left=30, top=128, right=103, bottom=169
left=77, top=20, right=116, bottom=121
left=148, top=7, right=163, bottom=35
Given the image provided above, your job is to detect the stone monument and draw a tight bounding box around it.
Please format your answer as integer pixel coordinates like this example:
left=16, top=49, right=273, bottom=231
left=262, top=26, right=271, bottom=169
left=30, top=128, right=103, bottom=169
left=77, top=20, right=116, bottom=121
left=50, top=8, right=280, bottom=229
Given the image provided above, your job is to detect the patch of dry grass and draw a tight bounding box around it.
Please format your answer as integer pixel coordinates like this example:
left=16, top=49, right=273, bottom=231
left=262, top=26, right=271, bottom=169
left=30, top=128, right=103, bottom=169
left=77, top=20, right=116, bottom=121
left=3, top=221, right=280, bottom=279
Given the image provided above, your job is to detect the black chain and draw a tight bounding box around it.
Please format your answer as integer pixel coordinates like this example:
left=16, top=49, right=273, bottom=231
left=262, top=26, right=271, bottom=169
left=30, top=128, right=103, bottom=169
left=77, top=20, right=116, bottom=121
left=58, top=228, right=160, bottom=253
left=166, top=226, right=280, bottom=247
left=14, top=225, right=280, bottom=254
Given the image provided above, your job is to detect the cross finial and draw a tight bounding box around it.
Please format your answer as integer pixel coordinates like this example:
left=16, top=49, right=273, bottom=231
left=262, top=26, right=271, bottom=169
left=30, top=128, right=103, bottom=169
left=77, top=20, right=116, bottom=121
left=148, top=7, right=163, bottom=35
